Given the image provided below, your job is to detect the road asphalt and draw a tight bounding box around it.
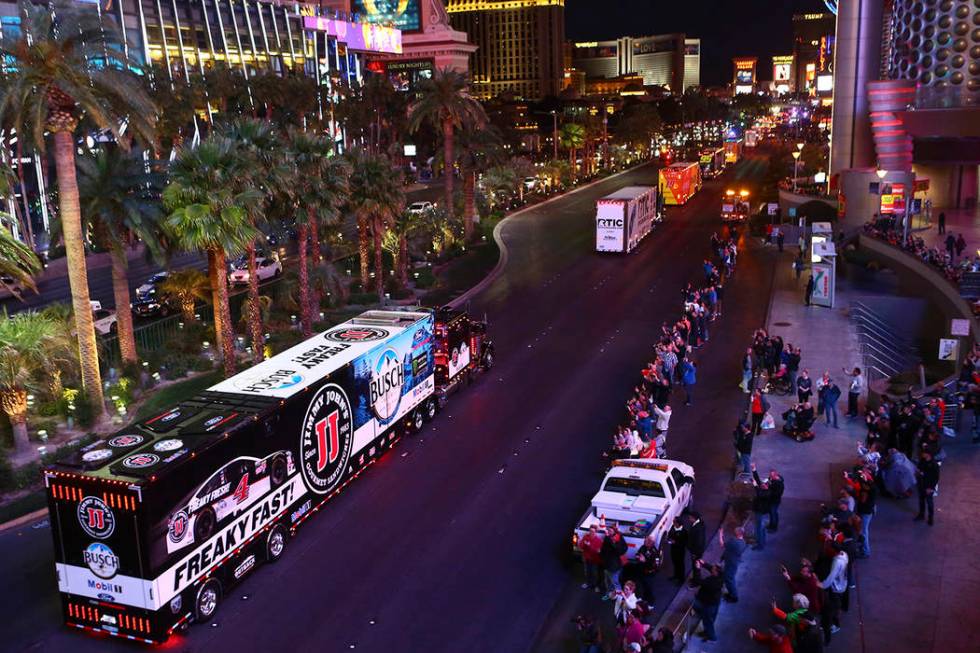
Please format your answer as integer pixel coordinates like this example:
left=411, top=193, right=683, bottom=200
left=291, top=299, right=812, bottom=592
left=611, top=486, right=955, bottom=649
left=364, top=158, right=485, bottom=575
left=0, top=157, right=776, bottom=652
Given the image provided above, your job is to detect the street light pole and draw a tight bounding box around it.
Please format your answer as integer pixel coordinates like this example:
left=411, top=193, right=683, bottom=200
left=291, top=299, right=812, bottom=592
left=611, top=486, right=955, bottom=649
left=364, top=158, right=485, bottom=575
left=792, top=151, right=801, bottom=193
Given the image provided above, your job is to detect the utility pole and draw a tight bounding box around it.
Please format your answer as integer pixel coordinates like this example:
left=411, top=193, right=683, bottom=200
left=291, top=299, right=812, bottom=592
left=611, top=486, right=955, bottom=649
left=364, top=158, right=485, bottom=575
left=602, top=112, right=609, bottom=170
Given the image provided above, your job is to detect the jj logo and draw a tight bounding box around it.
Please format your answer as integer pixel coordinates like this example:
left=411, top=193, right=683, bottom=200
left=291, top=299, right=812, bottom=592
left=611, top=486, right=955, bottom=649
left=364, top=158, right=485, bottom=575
left=314, top=411, right=341, bottom=472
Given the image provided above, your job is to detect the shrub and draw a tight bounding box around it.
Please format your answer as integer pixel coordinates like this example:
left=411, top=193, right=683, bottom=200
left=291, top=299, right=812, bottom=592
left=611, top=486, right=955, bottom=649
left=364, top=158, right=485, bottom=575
left=72, top=391, right=97, bottom=429
left=413, top=268, right=437, bottom=289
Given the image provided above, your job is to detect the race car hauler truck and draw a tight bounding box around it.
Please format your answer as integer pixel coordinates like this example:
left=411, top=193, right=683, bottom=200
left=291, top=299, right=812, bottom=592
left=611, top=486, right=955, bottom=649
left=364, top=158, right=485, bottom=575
left=699, top=147, right=726, bottom=179
left=43, top=307, right=493, bottom=644
left=595, top=186, right=659, bottom=253
left=659, top=162, right=702, bottom=206
left=572, top=459, right=695, bottom=560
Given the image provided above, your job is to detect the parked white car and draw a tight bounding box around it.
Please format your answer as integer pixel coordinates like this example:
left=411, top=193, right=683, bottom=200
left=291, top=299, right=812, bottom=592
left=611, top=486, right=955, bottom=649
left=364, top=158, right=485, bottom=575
left=407, top=201, right=435, bottom=215
left=90, top=301, right=118, bottom=335
left=228, top=257, right=282, bottom=286
left=523, top=176, right=539, bottom=191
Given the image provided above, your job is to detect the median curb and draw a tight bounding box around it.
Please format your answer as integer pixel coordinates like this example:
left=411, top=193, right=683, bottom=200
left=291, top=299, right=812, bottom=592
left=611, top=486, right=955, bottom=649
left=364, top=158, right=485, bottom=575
left=0, top=507, right=48, bottom=535
left=448, top=161, right=656, bottom=309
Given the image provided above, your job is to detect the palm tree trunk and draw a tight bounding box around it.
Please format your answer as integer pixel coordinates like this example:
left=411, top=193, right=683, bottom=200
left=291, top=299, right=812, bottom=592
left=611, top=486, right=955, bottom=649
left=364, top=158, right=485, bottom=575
left=398, top=233, right=409, bottom=286
left=373, top=221, right=384, bottom=301
left=463, top=169, right=476, bottom=242
left=443, top=119, right=455, bottom=217
left=212, top=247, right=236, bottom=376
left=109, top=246, right=138, bottom=365
left=297, top=223, right=312, bottom=337
left=207, top=250, right=225, bottom=358
left=309, top=212, right=321, bottom=265
left=246, top=241, right=264, bottom=361
left=52, top=130, right=105, bottom=418
left=180, top=300, right=195, bottom=324
left=1, top=389, right=29, bottom=453
left=357, top=218, right=370, bottom=289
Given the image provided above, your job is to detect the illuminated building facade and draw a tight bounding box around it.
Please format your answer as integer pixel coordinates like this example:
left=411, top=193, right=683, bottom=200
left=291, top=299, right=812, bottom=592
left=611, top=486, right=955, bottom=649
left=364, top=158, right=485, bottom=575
left=446, top=0, right=565, bottom=100
left=732, top=57, right=757, bottom=94
left=792, top=12, right=836, bottom=95
left=570, top=34, right=700, bottom=93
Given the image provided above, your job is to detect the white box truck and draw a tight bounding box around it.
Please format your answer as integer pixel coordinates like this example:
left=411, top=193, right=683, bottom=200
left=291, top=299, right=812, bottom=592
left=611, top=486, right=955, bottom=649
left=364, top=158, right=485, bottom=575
left=595, top=186, right=659, bottom=253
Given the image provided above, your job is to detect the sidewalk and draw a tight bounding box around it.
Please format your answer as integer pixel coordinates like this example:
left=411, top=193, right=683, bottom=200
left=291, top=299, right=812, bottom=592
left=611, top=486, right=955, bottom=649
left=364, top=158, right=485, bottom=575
left=690, top=246, right=980, bottom=653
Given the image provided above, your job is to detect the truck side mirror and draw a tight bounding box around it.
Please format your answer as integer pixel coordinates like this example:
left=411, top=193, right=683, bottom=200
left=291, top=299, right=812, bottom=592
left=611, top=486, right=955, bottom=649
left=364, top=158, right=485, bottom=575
left=683, top=475, right=694, bottom=486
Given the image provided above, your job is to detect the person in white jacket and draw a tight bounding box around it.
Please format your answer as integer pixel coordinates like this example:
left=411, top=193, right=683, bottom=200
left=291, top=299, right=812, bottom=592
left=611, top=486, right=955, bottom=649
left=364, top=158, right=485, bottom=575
left=817, top=543, right=849, bottom=642
left=653, top=404, right=672, bottom=457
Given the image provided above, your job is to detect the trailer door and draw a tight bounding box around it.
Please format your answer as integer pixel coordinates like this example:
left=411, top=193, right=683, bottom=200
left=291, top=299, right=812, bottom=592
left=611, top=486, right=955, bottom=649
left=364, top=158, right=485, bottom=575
left=47, top=476, right=151, bottom=610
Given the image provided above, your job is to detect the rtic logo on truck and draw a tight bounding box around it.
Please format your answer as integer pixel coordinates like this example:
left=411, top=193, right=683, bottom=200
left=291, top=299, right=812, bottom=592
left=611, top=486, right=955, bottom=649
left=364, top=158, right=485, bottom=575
left=597, top=218, right=625, bottom=228
left=301, top=383, right=353, bottom=495
left=370, top=349, right=404, bottom=424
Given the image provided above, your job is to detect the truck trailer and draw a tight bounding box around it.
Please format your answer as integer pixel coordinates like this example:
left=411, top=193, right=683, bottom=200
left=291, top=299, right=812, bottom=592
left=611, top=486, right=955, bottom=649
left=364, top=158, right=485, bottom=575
left=43, top=307, right=493, bottom=644
left=699, top=147, right=726, bottom=179
left=595, top=186, right=660, bottom=253
left=659, top=162, right=702, bottom=206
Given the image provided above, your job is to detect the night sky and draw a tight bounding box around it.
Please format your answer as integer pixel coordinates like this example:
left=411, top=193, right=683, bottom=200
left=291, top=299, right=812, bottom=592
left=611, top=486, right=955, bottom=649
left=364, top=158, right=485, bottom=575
left=564, top=0, right=830, bottom=87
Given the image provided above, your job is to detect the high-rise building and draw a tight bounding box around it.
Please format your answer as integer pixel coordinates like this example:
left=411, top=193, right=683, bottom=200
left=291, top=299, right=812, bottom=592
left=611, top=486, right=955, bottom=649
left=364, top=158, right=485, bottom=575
left=792, top=12, right=836, bottom=95
left=446, top=0, right=565, bottom=100
left=569, top=35, right=700, bottom=93
left=831, top=0, right=979, bottom=219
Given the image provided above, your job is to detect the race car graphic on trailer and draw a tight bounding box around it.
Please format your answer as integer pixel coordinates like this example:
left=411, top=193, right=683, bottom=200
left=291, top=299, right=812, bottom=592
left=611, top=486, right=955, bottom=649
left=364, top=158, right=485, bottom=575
left=165, top=451, right=295, bottom=554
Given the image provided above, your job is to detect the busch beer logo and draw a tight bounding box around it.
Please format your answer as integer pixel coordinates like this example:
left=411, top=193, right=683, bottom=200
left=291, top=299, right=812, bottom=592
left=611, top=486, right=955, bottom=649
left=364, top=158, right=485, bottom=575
left=109, top=434, right=144, bottom=448
left=324, top=326, right=389, bottom=343
left=168, top=510, right=189, bottom=544
left=83, top=542, right=120, bottom=580
left=122, top=453, right=159, bottom=469
left=154, top=438, right=183, bottom=452
left=81, top=449, right=113, bottom=463
left=77, top=496, right=115, bottom=539
left=370, top=349, right=404, bottom=424
left=300, top=384, right=352, bottom=495
left=233, top=369, right=304, bottom=394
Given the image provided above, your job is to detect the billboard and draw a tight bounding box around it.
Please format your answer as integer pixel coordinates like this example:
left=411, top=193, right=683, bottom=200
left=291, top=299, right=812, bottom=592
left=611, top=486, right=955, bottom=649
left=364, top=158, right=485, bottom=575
left=353, top=0, right=421, bottom=33
left=303, top=16, right=403, bottom=54
left=735, top=69, right=753, bottom=84
left=773, top=55, right=793, bottom=82
left=386, top=59, right=434, bottom=92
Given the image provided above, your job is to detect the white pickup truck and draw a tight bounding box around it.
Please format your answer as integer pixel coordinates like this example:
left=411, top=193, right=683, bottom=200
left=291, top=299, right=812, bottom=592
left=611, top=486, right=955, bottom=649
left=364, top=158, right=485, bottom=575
left=572, top=459, right=695, bottom=560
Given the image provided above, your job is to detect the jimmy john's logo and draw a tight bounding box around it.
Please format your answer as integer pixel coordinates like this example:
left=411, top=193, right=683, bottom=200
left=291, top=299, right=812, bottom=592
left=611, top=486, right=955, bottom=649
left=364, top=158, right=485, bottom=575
left=233, top=369, right=304, bottom=394
left=109, top=434, right=144, bottom=448
left=168, top=510, right=189, bottom=544
left=324, top=326, right=389, bottom=343
left=83, top=542, right=120, bottom=580
left=78, top=496, right=115, bottom=539
left=122, top=453, right=159, bottom=469
left=370, top=348, right=404, bottom=424
left=300, top=383, right=352, bottom=495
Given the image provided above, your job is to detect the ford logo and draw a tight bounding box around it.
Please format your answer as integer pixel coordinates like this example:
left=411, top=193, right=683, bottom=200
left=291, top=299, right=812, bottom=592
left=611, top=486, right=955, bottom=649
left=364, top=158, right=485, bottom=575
left=97, top=592, right=116, bottom=602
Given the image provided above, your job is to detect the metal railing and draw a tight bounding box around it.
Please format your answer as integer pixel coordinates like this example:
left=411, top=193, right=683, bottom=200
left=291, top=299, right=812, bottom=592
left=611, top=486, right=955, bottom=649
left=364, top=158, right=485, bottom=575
left=850, top=300, right=921, bottom=385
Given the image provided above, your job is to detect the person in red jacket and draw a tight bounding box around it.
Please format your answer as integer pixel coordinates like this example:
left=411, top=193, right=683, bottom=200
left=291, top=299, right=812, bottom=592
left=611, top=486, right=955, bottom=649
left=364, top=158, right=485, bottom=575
left=748, top=624, right=793, bottom=653
left=578, top=525, right=604, bottom=592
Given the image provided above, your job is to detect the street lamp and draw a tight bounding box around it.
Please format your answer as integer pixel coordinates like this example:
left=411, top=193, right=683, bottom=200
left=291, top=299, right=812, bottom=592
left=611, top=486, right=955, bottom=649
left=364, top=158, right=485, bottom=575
left=791, top=151, right=802, bottom=192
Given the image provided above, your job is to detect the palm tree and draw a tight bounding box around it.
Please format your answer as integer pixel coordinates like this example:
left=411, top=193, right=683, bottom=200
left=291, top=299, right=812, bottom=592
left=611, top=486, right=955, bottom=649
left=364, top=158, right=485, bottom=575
left=75, top=148, right=164, bottom=365
left=346, top=150, right=405, bottom=301
left=0, top=310, right=74, bottom=452
left=287, top=129, right=350, bottom=337
left=0, top=0, right=157, bottom=418
left=164, top=136, right=260, bottom=376
left=0, top=216, right=41, bottom=297
left=559, top=123, right=585, bottom=180
left=158, top=269, right=210, bottom=324
left=408, top=69, right=487, bottom=220
left=222, top=119, right=285, bottom=359
left=455, top=127, right=506, bottom=238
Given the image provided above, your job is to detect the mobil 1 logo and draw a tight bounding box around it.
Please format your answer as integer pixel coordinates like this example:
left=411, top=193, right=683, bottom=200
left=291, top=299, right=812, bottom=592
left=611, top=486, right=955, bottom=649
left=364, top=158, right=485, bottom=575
left=300, top=383, right=353, bottom=495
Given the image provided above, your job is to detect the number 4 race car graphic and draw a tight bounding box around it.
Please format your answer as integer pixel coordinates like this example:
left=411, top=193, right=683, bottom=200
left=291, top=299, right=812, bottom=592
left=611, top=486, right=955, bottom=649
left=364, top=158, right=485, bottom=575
left=165, top=451, right=294, bottom=555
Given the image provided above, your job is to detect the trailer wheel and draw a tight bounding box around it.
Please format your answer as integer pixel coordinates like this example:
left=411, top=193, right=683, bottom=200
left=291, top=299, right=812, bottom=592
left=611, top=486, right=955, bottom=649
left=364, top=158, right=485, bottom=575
left=425, top=398, right=438, bottom=421
left=412, top=408, right=424, bottom=432
left=194, top=579, right=221, bottom=623
left=265, top=523, right=288, bottom=562
left=194, top=508, right=216, bottom=542
left=269, top=455, right=288, bottom=488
